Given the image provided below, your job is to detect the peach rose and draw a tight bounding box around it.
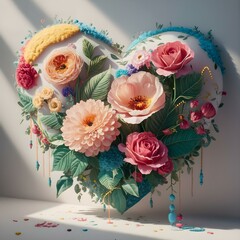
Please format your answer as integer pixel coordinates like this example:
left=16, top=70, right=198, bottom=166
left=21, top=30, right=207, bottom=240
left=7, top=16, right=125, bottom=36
left=107, top=71, right=166, bottom=124
left=43, top=46, right=83, bottom=85
left=151, top=41, right=194, bottom=77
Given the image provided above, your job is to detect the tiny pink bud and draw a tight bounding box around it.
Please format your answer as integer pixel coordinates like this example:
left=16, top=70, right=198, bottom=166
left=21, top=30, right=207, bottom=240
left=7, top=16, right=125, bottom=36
left=196, top=125, right=206, bottom=135
left=221, top=91, right=227, bottom=96
left=162, top=128, right=173, bottom=135
left=41, top=137, right=49, bottom=145
left=180, top=119, right=190, bottom=129
left=190, top=99, right=199, bottom=108
left=190, top=111, right=203, bottom=123
left=31, top=125, right=41, bottom=135
left=132, top=171, right=143, bottom=183
left=201, top=102, right=216, bottom=119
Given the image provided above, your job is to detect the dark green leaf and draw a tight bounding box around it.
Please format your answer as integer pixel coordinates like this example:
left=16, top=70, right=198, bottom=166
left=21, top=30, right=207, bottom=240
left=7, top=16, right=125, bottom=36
left=122, top=179, right=139, bottom=197
left=98, top=169, right=123, bottom=190
left=218, top=102, right=224, bottom=108
left=88, top=55, right=107, bottom=78
left=119, top=122, right=141, bottom=143
left=56, top=176, right=73, bottom=197
left=74, top=184, right=81, bottom=194
left=80, top=68, right=113, bottom=101
left=144, top=99, right=178, bottom=138
left=171, top=171, right=179, bottom=182
left=175, top=73, right=202, bottom=102
left=163, top=128, right=203, bottom=158
left=110, top=54, right=119, bottom=60
left=17, top=88, right=36, bottom=113
left=82, top=39, right=95, bottom=59
left=40, top=113, right=64, bottom=130
left=145, top=171, right=166, bottom=188
left=70, top=155, right=89, bottom=177
left=110, top=189, right=126, bottom=213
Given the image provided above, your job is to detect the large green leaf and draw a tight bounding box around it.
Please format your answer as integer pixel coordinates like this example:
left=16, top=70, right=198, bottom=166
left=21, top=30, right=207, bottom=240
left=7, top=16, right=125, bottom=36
left=40, top=113, right=65, bottom=130
left=122, top=179, right=139, bottom=197
left=163, top=128, right=203, bottom=158
left=17, top=88, right=36, bottom=113
left=82, top=39, right=95, bottom=60
left=80, top=68, right=113, bottom=101
left=144, top=99, right=178, bottom=138
left=119, top=122, right=141, bottom=143
left=88, top=55, right=107, bottom=78
left=175, top=73, right=202, bottom=101
left=145, top=171, right=166, bottom=188
left=98, top=169, right=123, bottom=190
left=56, top=175, right=73, bottom=197
left=52, top=145, right=88, bottom=177
left=110, top=189, right=126, bottom=214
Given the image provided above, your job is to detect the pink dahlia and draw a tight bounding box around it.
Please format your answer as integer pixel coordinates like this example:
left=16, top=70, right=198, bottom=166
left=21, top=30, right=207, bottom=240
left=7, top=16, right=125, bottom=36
left=16, top=56, right=38, bottom=89
left=61, top=99, right=121, bottom=157
left=131, top=50, right=151, bottom=69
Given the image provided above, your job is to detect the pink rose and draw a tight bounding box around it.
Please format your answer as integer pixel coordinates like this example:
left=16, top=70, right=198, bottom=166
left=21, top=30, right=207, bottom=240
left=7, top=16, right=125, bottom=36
left=196, top=125, right=206, bottom=135
left=180, top=119, right=190, bottom=129
left=190, top=111, right=203, bottom=123
left=158, top=158, right=174, bottom=175
left=16, top=56, right=38, bottom=89
left=201, top=102, right=216, bottom=119
left=118, top=132, right=168, bottom=174
left=151, top=41, right=194, bottom=77
left=131, top=50, right=150, bottom=69
left=43, top=46, right=83, bottom=85
left=107, top=71, right=165, bottom=124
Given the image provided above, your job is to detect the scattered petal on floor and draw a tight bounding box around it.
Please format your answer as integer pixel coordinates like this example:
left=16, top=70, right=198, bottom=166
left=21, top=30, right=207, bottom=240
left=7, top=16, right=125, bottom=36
left=15, top=232, right=22, bottom=236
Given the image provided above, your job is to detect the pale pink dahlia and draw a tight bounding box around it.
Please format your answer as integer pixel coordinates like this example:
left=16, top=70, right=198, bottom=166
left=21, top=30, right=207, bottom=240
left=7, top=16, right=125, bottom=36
left=61, top=99, right=121, bottom=157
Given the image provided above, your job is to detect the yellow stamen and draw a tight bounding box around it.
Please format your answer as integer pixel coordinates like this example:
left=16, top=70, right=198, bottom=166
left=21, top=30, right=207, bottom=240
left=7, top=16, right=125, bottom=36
left=128, top=95, right=151, bottom=110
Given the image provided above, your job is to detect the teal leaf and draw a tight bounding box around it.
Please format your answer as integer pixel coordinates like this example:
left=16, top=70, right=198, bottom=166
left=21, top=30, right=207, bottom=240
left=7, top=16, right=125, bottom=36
left=52, top=145, right=88, bottom=176
left=82, top=39, right=95, bottom=60
left=40, top=113, right=65, bottom=130
left=17, top=88, right=36, bottom=113
left=80, top=68, right=113, bottom=101
left=144, top=99, right=178, bottom=138
left=110, top=54, right=119, bottom=60
left=88, top=55, right=107, bottom=78
left=98, top=169, right=123, bottom=190
left=122, top=179, right=139, bottom=197
left=145, top=171, right=166, bottom=188
left=56, top=175, right=73, bottom=197
left=110, top=189, right=126, bottom=213
left=163, top=128, right=203, bottom=158
left=175, top=73, right=202, bottom=102
left=119, top=122, right=141, bottom=143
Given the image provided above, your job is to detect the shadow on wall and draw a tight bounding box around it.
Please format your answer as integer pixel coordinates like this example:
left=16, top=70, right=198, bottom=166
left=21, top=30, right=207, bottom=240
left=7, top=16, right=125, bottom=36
left=11, top=0, right=53, bottom=28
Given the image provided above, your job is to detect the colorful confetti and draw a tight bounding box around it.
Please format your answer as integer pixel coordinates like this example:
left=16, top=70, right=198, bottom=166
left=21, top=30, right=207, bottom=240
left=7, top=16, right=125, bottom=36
left=82, top=228, right=88, bottom=232
left=35, top=221, right=59, bottom=228
left=15, top=232, right=22, bottom=236
left=67, top=229, right=72, bottom=232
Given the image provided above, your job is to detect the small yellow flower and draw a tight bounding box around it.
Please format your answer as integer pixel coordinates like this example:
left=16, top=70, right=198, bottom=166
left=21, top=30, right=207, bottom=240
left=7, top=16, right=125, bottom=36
left=48, top=97, right=62, bottom=112
left=40, top=87, right=54, bottom=100
left=32, top=94, right=44, bottom=109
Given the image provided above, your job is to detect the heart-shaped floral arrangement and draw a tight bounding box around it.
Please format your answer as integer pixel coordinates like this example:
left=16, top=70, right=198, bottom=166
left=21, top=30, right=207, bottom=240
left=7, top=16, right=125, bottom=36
left=15, top=18, right=224, bottom=216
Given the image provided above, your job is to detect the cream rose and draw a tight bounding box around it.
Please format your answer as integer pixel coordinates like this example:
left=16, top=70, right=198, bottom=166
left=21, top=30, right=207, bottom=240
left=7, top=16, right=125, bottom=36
left=32, top=94, right=44, bottom=109
left=40, top=87, right=54, bottom=100
left=48, top=97, right=62, bottom=112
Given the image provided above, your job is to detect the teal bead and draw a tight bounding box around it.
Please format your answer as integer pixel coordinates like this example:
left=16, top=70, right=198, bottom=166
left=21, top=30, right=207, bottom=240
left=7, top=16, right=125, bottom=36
left=169, top=204, right=175, bottom=211
left=169, top=194, right=175, bottom=201
left=200, top=169, right=204, bottom=186
left=168, top=212, right=177, bottom=225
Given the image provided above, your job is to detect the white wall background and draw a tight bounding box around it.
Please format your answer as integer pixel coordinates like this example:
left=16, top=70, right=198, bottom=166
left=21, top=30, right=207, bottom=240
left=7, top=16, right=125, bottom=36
left=0, top=0, right=240, bottom=219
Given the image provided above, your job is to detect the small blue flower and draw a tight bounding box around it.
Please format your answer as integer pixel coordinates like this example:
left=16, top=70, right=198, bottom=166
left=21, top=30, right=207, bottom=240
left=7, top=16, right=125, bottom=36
left=99, top=146, right=124, bottom=172
left=126, top=64, right=138, bottom=76
left=62, top=86, right=74, bottom=97
left=115, top=69, right=128, bottom=78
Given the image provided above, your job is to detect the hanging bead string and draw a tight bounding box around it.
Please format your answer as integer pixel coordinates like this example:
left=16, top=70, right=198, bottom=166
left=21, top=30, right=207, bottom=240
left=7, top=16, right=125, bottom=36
left=107, top=194, right=112, bottom=224
left=29, top=119, right=33, bottom=149
left=42, top=151, right=45, bottom=177
left=168, top=177, right=177, bottom=225
left=35, top=135, right=40, bottom=171
left=48, top=149, right=52, bottom=187
left=176, top=172, right=183, bottom=227
left=191, top=167, right=194, bottom=197
left=200, top=147, right=204, bottom=186
left=201, top=66, right=213, bottom=80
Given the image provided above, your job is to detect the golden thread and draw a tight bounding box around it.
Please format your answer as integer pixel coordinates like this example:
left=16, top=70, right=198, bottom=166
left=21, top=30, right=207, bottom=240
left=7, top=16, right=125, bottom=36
left=201, top=147, right=203, bottom=170
left=175, top=100, right=185, bottom=109
left=48, top=149, right=51, bottom=178
left=201, top=66, right=213, bottom=81
left=107, top=194, right=111, bottom=224
left=42, top=151, right=45, bottom=177
left=191, top=167, right=194, bottom=197
left=36, top=136, right=38, bottom=162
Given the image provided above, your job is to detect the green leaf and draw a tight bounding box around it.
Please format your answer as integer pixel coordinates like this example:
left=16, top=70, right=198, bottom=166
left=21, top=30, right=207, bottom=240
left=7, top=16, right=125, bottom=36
left=145, top=171, right=166, bottom=188
left=74, top=184, right=81, bottom=194
left=163, top=128, right=203, bottom=158
left=52, top=145, right=88, bottom=177
left=119, top=122, right=141, bottom=143
left=122, top=179, right=139, bottom=197
left=17, top=88, right=36, bottom=113
left=80, top=68, right=113, bottom=101
left=144, top=99, right=178, bottom=138
left=175, top=73, right=202, bottom=101
left=56, top=175, right=73, bottom=197
left=110, top=54, right=119, bottom=60
left=110, top=189, right=126, bottom=213
left=82, top=39, right=95, bottom=59
left=98, top=169, right=123, bottom=190
left=40, top=113, right=65, bottom=130
left=88, top=55, right=107, bottom=78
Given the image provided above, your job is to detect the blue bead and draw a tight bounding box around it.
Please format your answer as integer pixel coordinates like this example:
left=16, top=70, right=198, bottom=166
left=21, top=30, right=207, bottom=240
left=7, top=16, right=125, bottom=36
left=168, top=212, right=177, bottom=225
left=169, top=194, right=175, bottom=201
left=200, top=169, right=204, bottom=186
left=169, top=204, right=175, bottom=211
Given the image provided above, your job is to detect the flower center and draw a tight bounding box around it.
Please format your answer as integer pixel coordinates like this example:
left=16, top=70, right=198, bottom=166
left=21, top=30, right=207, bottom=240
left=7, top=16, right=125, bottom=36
left=53, top=55, right=68, bottom=71
left=137, top=54, right=143, bottom=60
left=128, top=96, right=151, bottom=110
left=83, top=114, right=96, bottom=127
